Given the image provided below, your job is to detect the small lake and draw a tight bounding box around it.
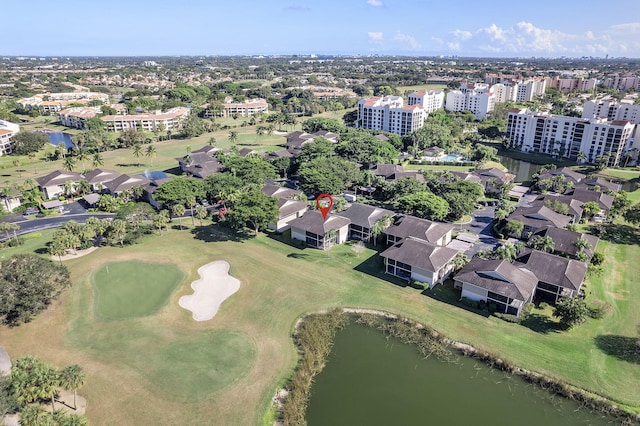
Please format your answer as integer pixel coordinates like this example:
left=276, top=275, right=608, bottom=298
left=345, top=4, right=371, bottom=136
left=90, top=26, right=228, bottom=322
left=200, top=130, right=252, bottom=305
left=306, top=322, right=613, bottom=426
left=498, top=155, right=542, bottom=183
left=46, top=132, right=74, bottom=149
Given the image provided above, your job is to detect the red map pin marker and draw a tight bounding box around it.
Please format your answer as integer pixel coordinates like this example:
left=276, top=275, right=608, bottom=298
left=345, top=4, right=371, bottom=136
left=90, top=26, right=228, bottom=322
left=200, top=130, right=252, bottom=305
left=316, top=193, right=333, bottom=221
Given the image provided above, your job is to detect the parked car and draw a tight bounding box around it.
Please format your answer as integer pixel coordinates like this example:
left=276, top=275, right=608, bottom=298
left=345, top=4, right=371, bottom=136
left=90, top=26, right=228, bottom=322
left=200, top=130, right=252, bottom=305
left=23, top=207, right=39, bottom=215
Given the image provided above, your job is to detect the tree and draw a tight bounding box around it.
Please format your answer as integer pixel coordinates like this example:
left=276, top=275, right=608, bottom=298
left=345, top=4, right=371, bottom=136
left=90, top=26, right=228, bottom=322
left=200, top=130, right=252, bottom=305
left=91, top=152, right=104, bottom=169
left=204, top=173, right=244, bottom=204
left=553, top=298, right=589, bottom=328
left=10, top=356, right=59, bottom=410
left=296, top=137, right=334, bottom=163
left=301, top=117, right=345, bottom=133
left=153, top=210, right=170, bottom=235
left=504, top=219, right=524, bottom=238
left=624, top=202, right=640, bottom=225
left=370, top=214, right=394, bottom=245
left=573, top=238, right=592, bottom=262
left=154, top=178, right=206, bottom=209
left=186, top=196, right=196, bottom=226
left=108, top=219, right=127, bottom=247
left=225, top=188, right=279, bottom=235
left=63, top=156, right=77, bottom=172
left=396, top=192, right=449, bottom=221
left=145, top=144, right=157, bottom=165
left=528, top=235, right=555, bottom=253
left=172, top=204, right=186, bottom=230
left=228, top=130, right=238, bottom=143
left=582, top=201, right=601, bottom=218
left=0, top=254, right=71, bottom=325
left=194, top=204, right=208, bottom=226
left=10, top=131, right=49, bottom=155
left=298, top=157, right=361, bottom=195
left=218, top=155, right=278, bottom=185
left=132, top=143, right=143, bottom=167
left=58, top=365, right=85, bottom=411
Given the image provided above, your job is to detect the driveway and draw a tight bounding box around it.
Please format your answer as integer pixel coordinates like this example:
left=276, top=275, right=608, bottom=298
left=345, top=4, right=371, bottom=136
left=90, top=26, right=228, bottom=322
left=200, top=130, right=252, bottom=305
left=457, top=205, right=500, bottom=256
left=0, top=212, right=115, bottom=242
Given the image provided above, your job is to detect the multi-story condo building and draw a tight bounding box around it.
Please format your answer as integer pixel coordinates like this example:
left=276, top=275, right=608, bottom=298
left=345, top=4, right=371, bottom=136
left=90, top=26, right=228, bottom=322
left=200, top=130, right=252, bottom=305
left=357, top=96, right=425, bottom=135
left=101, top=107, right=190, bottom=132
left=506, top=108, right=635, bottom=167
left=582, top=100, right=640, bottom=124
left=222, top=98, right=268, bottom=118
left=0, top=120, right=20, bottom=156
left=550, top=77, right=597, bottom=93
left=602, top=75, right=640, bottom=91
left=58, top=106, right=102, bottom=129
left=445, top=83, right=495, bottom=119
left=513, top=79, right=547, bottom=102
left=407, top=90, right=445, bottom=113
left=18, top=92, right=109, bottom=114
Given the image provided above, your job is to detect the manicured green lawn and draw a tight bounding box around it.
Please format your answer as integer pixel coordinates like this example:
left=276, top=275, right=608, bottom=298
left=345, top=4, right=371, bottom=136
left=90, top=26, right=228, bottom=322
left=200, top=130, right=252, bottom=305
left=92, top=261, right=185, bottom=320
left=1, top=222, right=639, bottom=425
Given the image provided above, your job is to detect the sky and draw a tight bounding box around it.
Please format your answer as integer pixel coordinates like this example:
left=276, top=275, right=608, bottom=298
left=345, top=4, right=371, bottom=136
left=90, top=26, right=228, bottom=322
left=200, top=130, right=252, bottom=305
left=3, top=0, right=640, bottom=58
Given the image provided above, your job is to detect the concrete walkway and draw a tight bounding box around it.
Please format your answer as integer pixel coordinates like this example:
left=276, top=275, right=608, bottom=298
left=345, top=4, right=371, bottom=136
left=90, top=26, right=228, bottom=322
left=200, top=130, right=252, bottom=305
left=0, top=347, right=11, bottom=376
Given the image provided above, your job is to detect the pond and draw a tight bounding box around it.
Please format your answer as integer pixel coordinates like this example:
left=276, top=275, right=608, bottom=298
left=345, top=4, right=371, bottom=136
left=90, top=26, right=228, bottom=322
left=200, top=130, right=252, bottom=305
left=306, top=322, right=613, bottom=426
left=498, top=155, right=543, bottom=184
left=46, top=131, right=74, bottom=149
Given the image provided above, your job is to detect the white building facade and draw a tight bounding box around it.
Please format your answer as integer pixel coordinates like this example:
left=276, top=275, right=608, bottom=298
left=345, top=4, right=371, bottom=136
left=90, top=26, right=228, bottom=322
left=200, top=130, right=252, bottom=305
left=357, top=96, right=425, bottom=135
left=0, top=120, right=20, bottom=156
left=445, top=83, right=495, bottom=119
left=407, top=90, right=445, bottom=113
left=506, top=108, right=635, bottom=167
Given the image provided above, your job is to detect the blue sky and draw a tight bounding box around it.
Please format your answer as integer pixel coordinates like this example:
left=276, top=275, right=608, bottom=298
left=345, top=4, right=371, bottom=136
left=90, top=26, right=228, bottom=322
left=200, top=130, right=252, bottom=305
left=3, top=0, right=640, bottom=57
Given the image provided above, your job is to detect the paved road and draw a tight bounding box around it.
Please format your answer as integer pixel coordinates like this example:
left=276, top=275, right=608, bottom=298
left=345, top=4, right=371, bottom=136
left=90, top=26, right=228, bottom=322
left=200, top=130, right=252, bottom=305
left=0, top=212, right=115, bottom=241
left=458, top=205, right=500, bottom=256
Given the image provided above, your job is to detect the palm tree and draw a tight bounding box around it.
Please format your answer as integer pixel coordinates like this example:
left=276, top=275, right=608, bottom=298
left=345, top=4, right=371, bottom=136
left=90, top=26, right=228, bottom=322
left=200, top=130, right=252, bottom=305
left=195, top=204, right=208, bottom=226
left=75, top=180, right=92, bottom=196
left=172, top=204, right=186, bottom=229
left=58, top=365, right=86, bottom=410
left=370, top=214, right=394, bottom=245
left=576, top=151, right=587, bottom=163
left=186, top=197, right=196, bottom=226
left=63, top=156, right=77, bottom=172
left=145, top=145, right=157, bottom=165
left=132, top=143, right=143, bottom=167
left=228, top=130, right=238, bottom=144
left=208, top=136, right=217, bottom=147
left=92, top=152, right=104, bottom=169
left=18, top=404, right=45, bottom=426
left=76, top=147, right=88, bottom=172
left=12, top=159, right=21, bottom=178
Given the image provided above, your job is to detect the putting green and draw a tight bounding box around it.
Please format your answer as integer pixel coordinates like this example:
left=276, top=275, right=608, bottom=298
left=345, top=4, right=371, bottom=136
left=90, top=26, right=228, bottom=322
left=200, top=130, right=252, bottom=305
left=92, top=261, right=185, bottom=320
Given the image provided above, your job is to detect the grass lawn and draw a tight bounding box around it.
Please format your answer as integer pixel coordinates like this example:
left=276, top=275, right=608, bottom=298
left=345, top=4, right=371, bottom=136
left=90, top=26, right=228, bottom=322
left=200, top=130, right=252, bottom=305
left=0, top=222, right=639, bottom=424
left=92, top=261, right=185, bottom=320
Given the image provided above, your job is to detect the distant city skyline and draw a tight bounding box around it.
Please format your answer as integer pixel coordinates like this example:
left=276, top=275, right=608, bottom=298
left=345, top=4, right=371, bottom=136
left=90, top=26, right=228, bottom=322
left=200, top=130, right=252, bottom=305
left=4, top=0, right=640, bottom=58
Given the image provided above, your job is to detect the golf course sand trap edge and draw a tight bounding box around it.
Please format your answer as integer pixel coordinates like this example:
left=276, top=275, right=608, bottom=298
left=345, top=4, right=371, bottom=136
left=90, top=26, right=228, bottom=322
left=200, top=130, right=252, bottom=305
left=179, top=260, right=241, bottom=321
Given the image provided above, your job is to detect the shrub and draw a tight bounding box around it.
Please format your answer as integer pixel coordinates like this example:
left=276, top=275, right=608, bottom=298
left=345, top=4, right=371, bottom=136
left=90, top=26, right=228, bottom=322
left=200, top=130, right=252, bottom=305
left=538, top=302, right=550, bottom=310
left=591, top=252, right=604, bottom=266
left=410, top=281, right=426, bottom=290
left=587, top=300, right=611, bottom=319
left=494, top=312, right=520, bottom=323
left=488, top=303, right=498, bottom=313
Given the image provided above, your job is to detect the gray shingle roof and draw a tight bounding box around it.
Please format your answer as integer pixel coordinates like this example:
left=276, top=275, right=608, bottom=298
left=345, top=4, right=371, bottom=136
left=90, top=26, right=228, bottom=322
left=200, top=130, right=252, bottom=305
left=83, top=168, right=122, bottom=185
left=336, top=203, right=395, bottom=228
left=380, top=237, right=458, bottom=272
left=36, top=170, right=83, bottom=187
left=384, top=215, right=455, bottom=244
left=569, top=188, right=614, bottom=210
left=532, top=227, right=599, bottom=259
left=518, top=250, right=587, bottom=291
left=509, top=204, right=572, bottom=229
left=454, top=257, right=538, bottom=302
left=288, top=210, right=351, bottom=235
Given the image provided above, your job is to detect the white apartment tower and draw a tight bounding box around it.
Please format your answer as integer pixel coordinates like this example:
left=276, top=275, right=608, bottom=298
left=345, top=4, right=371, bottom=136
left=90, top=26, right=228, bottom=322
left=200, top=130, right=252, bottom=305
left=445, top=83, right=495, bottom=119
left=407, top=90, right=445, bottom=113
left=506, top=108, right=635, bottom=167
left=357, top=96, right=425, bottom=135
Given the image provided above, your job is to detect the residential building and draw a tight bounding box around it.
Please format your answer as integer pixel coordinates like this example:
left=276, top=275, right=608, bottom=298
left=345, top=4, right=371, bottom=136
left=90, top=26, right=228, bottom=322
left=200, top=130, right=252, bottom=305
left=384, top=215, right=454, bottom=247
left=101, top=107, right=189, bottom=132
left=83, top=169, right=122, bottom=192
left=36, top=170, right=83, bottom=199
left=103, top=174, right=151, bottom=195
left=407, top=90, right=445, bottom=113
left=454, top=258, right=538, bottom=316
left=508, top=204, right=573, bottom=238
left=380, top=237, right=458, bottom=288
left=221, top=98, right=268, bottom=118
left=474, top=168, right=515, bottom=195
left=445, top=83, right=495, bottom=119
left=58, top=106, right=102, bottom=129
left=601, top=74, right=640, bottom=91
left=357, top=96, right=425, bottom=136
left=18, top=92, right=109, bottom=113
left=505, top=108, right=635, bottom=166
left=582, top=100, right=640, bottom=125
left=285, top=130, right=339, bottom=154
left=0, top=120, right=20, bottom=156
left=513, top=79, right=546, bottom=102
left=516, top=250, right=587, bottom=303
left=1, top=188, right=22, bottom=212
left=177, top=146, right=224, bottom=179
left=336, top=203, right=395, bottom=242
left=262, top=184, right=309, bottom=232
left=530, top=227, right=599, bottom=260
left=289, top=210, right=351, bottom=250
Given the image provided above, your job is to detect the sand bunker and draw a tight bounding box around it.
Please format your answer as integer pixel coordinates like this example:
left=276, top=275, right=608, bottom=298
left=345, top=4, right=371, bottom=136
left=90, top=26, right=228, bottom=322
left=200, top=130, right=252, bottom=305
left=179, top=260, right=241, bottom=321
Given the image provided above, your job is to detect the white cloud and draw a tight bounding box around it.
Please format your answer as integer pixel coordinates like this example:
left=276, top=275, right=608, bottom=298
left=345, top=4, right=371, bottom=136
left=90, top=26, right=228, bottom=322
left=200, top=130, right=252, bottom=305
left=368, top=32, right=383, bottom=44
left=367, top=0, right=383, bottom=6
left=450, top=29, right=472, bottom=41
left=394, top=31, right=420, bottom=50
left=463, top=21, right=640, bottom=56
